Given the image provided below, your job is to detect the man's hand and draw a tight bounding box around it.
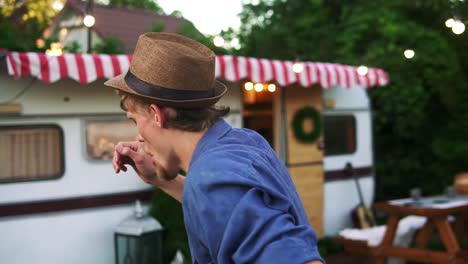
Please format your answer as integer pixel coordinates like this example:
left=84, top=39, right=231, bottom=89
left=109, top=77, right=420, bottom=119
left=113, top=141, right=185, bottom=202
left=113, top=141, right=160, bottom=186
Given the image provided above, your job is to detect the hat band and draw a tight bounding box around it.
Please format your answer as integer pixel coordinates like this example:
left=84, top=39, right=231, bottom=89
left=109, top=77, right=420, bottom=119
left=124, top=71, right=215, bottom=100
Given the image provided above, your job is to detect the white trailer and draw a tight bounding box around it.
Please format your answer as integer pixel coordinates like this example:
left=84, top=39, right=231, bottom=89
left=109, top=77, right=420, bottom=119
left=0, top=51, right=389, bottom=263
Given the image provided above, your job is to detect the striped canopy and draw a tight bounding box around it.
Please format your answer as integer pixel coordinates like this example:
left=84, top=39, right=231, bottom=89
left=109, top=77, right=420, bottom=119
left=5, top=51, right=389, bottom=89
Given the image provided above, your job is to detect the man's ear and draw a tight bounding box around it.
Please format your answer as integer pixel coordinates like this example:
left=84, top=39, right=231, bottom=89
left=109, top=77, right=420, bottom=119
left=149, top=104, right=165, bottom=128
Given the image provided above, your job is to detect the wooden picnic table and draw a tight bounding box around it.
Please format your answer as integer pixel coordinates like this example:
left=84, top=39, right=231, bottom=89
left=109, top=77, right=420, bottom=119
left=372, top=196, right=468, bottom=264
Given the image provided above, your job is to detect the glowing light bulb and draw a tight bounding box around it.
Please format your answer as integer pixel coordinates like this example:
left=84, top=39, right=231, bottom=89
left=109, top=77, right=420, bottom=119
left=445, top=18, right=455, bottom=28
left=267, top=84, right=276, bottom=92
left=404, top=49, right=415, bottom=59
left=83, top=14, right=95, bottom=27
left=244, top=82, right=254, bottom=91
left=254, top=83, right=264, bottom=92
left=292, top=62, right=304, bottom=73
left=452, top=20, right=465, bottom=34
left=213, top=35, right=225, bottom=47
left=52, top=0, right=64, bottom=11
left=36, top=38, right=45, bottom=49
left=357, top=65, right=368, bottom=76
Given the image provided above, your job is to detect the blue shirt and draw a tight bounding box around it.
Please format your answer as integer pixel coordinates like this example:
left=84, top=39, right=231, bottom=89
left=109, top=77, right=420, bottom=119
left=183, top=120, right=324, bottom=264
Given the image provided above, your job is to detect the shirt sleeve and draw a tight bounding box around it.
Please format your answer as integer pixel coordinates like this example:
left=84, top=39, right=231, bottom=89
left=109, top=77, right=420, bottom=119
left=184, top=170, right=325, bottom=264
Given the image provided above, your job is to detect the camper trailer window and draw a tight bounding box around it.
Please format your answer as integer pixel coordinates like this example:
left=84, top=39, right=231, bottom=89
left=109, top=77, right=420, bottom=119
left=85, top=119, right=137, bottom=160
left=0, top=125, right=64, bottom=183
left=324, top=115, right=356, bottom=156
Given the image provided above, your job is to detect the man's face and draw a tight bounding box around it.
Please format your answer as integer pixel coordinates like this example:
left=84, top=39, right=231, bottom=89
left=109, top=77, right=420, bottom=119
left=125, top=101, right=180, bottom=180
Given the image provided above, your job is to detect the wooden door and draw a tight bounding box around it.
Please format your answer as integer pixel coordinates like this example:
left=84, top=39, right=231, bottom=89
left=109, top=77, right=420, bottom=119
left=284, top=84, right=324, bottom=237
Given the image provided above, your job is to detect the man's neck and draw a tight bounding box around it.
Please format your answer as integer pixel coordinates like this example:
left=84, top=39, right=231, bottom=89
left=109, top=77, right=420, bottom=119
left=172, top=128, right=208, bottom=172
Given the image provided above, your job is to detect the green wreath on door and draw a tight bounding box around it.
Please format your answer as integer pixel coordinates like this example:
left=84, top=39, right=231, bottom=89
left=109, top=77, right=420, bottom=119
left=291, top=106, right=322, bottom=143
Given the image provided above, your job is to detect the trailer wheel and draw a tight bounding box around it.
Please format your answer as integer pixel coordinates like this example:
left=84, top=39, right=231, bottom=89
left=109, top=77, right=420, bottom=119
left=291, top=106, right=322, bottom=143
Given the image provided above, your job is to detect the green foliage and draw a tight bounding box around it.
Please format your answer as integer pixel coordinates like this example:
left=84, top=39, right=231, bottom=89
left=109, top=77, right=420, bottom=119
left=0, top=17, right=45, bottom=51
left=317, top=237, right=344, bottom=257
left=63, top=40, right=82, bottom=54
left=176, top=20, right=222, bottom=53
left=149, top=20, right=165, bottom=32
left=148, top=188, right=191, bottom=264
left=235, top=0, right=468, bottom=201
left=1, top=0, right=59, bottom=27
left=0, top=21, right=19, bottom=50
left=92, top=36, right=125, bottom=54
left=0, top=0, right=60, bottom=51
left=291, top=106, right=322, bottom=143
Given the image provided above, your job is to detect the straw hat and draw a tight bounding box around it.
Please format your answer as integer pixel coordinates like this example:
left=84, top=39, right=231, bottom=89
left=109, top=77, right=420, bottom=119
left=104, top=32, right=227, bottom=108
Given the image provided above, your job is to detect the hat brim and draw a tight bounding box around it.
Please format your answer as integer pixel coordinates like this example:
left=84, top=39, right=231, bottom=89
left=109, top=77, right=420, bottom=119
left=104, top=73, right=227, bottom=109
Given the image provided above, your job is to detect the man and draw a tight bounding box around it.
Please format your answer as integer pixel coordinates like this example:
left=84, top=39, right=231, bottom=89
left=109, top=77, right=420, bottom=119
left=107, top=32, right=324, bottom=264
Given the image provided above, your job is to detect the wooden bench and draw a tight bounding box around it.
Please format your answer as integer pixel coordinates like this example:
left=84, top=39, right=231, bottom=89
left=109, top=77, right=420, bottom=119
left=333, top=236, right=376, bottom=256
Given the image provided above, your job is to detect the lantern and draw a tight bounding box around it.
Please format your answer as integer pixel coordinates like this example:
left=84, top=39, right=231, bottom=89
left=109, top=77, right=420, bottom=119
left=114, top=200, right=163, bottom=264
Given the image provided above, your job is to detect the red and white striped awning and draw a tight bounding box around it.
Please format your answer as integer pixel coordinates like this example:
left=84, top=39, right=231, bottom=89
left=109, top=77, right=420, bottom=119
left=5, top=51, right=389, bottom=89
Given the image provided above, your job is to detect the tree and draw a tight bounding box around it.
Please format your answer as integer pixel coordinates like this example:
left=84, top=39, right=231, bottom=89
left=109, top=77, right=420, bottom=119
left=0, top=0, right=61, bottom=51
left=234, top=0, right=468, bottom=200
left=176, top=20, right=225, bottom=53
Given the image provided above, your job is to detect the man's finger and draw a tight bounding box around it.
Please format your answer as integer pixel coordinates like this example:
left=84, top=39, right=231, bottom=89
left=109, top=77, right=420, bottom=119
left=116, top=141, right=140, bottom=152
left=113, top=150, right=118, bottom=172
left=116, top=145, right=138, bottom=161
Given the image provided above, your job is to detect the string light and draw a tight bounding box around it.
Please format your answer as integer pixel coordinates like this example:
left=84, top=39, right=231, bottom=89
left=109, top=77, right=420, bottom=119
left=213, top=35, right=225, bottom=47
left=36, top=38, right=45, bottom=49
left=267, top=84, right=276, bottom=92
left=52, top=0, right=64, bottom=11
left=357, top=65, right=368, bottom=76
left=292, top=61, right=304, bottom=73
left=445, top=18, right=455, bottom=28
left=254, top=83, right=264, bottom=92
left=404, top=49, right=415, bottom=59
left=452, top=20, right=465, bottom=34
left=83, top=14, right=95, bottom=27
left=244, top=82, right=254, bottom=91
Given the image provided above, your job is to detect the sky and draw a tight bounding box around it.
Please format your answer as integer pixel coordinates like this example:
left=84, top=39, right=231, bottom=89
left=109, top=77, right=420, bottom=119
left=157, top=0, right=244, bottom=35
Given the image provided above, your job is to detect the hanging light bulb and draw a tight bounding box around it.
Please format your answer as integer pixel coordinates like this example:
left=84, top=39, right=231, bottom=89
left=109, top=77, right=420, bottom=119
left=213, top=35, right=225, bottom=47
left=244, top=82, right=254, bottom=91
left=404, top=49, right=415, bottom=59
left=452, top=20, right=465, bottom=34
left=83, top=14, right=95, bottom=27
left=254, top=83, right=264, bottom=92
left=52, top=0, right=64, bottom=11
left=445, top=18, right=455, bottom=28
left=267, top=84, right=276, bottom=92
left=36, top=38, right=45, bottom=49
left=292, top=61, right=304, bottom=73
left=357, top=65, right=368, bottom=76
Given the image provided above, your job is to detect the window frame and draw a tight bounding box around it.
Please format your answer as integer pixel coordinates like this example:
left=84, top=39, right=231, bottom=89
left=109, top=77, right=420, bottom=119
left=0, top=124, right=65, bottom=184
left=323, top=114, right=357, bottom=157
left=82, top=115, right=136, bottom=163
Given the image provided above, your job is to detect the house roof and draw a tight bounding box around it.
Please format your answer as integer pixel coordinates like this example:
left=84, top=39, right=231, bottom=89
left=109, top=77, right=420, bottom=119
left=64, top=0, right=188, bottom=53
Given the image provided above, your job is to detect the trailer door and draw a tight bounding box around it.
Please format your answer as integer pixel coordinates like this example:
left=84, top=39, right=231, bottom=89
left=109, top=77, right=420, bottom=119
left=283, top=84, right=324, bottom=238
